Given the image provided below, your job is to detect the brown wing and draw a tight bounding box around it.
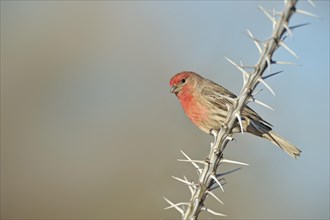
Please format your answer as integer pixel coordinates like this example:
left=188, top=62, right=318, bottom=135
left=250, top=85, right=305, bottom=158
left=200, top=79, right=237, bottom=108
left=242, top=106, right=273, bottom=128
left=200, top=78, right=272, bottom=129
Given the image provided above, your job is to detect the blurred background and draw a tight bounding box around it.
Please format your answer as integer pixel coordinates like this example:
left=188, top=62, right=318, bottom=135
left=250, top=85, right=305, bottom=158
left=1, top=1, right=329, bottom=219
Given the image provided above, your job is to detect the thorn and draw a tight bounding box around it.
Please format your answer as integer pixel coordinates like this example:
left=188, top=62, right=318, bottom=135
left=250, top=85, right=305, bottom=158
left=210, top=129, right=219, bottom=149
left=164, top=201, right=190, bottom=210
left=225, top=136, right=234, bottom=141
left=206, top=190, right=224, bottom=205
left=252, top=88, right=263, bottom=96
left=225, top=57, right=250, bottom=78
left=210, top=174, right=224, bottom=192
left=183, top=176, right=194, bottom=195
left=172, top=176, right=198, bottom=186
left=210, top=129, right=218, bottom=145
left=235, top=113, right=244, bottom=135
left=308, top=0, right=316, bottom=7
left=211, top=129, right=218, bottom=137
left=216, top=167, right=242, bottom=178
left=263, top=70, right=284, bottom=80
left=258, top=78, right=276, bottom=96
left=221, top=158, right=249, bottom=166
left=283, top=22, right=293, bottom=38
left=272, top=8, right=276, bottom=30
left=252, top=98, right=275, bottom=111
left=272, top=60, right=299, bottom=66
left=246, top=29, right=262, bottom=54
left=180, top=150, right=201, bottom=172
left=295, top=9, right=319, bottom=18
left=163, top=197, right=184, bottom=215
left=201, top=206, right=226, bottom=217
left=258, top=7, right=281, bottom=16
left=258, top=5, right=277, bottom=25
left=177, top=159, right=207, bottom=165
left=239, top=59, right=248, bottom=84
left=279, top=41, right=299, bottom=59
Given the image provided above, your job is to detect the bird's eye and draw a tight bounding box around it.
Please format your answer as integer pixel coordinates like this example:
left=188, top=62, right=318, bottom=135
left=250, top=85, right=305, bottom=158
left=181, top=78, right=186, bottom=83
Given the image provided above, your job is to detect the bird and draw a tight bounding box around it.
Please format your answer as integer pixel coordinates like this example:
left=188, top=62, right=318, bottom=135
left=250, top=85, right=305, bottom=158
left=169, top=71, right=301, bottom=158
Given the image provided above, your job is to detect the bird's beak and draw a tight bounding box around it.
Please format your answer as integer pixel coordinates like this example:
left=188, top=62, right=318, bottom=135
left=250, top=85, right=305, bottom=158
left=170, top=85, right=179, bottom=94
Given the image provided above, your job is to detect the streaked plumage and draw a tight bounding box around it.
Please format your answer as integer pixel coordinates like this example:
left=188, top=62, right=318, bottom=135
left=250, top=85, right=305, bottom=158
left=170, top=71, right=301, bottom=158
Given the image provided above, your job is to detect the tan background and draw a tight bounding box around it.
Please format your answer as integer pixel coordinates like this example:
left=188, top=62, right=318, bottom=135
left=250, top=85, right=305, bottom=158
left=1, top=1, right=329, bottom=219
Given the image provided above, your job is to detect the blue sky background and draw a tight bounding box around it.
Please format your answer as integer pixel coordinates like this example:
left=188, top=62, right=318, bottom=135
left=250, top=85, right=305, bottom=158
left=1, top=1, right=329, bottom=219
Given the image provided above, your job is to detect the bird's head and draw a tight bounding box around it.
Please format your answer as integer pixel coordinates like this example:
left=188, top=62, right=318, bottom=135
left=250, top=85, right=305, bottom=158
left=169, top=71, right=200, bottom=96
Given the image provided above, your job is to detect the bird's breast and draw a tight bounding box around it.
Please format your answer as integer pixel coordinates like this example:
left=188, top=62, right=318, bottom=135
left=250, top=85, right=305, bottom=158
left=179, top=95, right=208, bottom=129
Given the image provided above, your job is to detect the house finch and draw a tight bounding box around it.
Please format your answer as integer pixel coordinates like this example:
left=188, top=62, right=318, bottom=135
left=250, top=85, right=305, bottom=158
left=170, top=71, right=301, bottom=158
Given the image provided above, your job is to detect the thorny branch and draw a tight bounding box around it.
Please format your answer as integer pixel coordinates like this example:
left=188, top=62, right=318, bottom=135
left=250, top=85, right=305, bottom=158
left=164, top=0, right=315, bottom=219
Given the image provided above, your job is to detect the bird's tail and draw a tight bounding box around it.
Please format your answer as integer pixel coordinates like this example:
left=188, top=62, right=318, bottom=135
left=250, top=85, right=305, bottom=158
left=262, top=131, right=301, bottom=159
left=245, top=119, right=301, bottom=159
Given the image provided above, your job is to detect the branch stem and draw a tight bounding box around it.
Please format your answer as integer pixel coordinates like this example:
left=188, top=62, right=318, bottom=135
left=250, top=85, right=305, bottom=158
left=182, top=1, right=298, bottom=219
